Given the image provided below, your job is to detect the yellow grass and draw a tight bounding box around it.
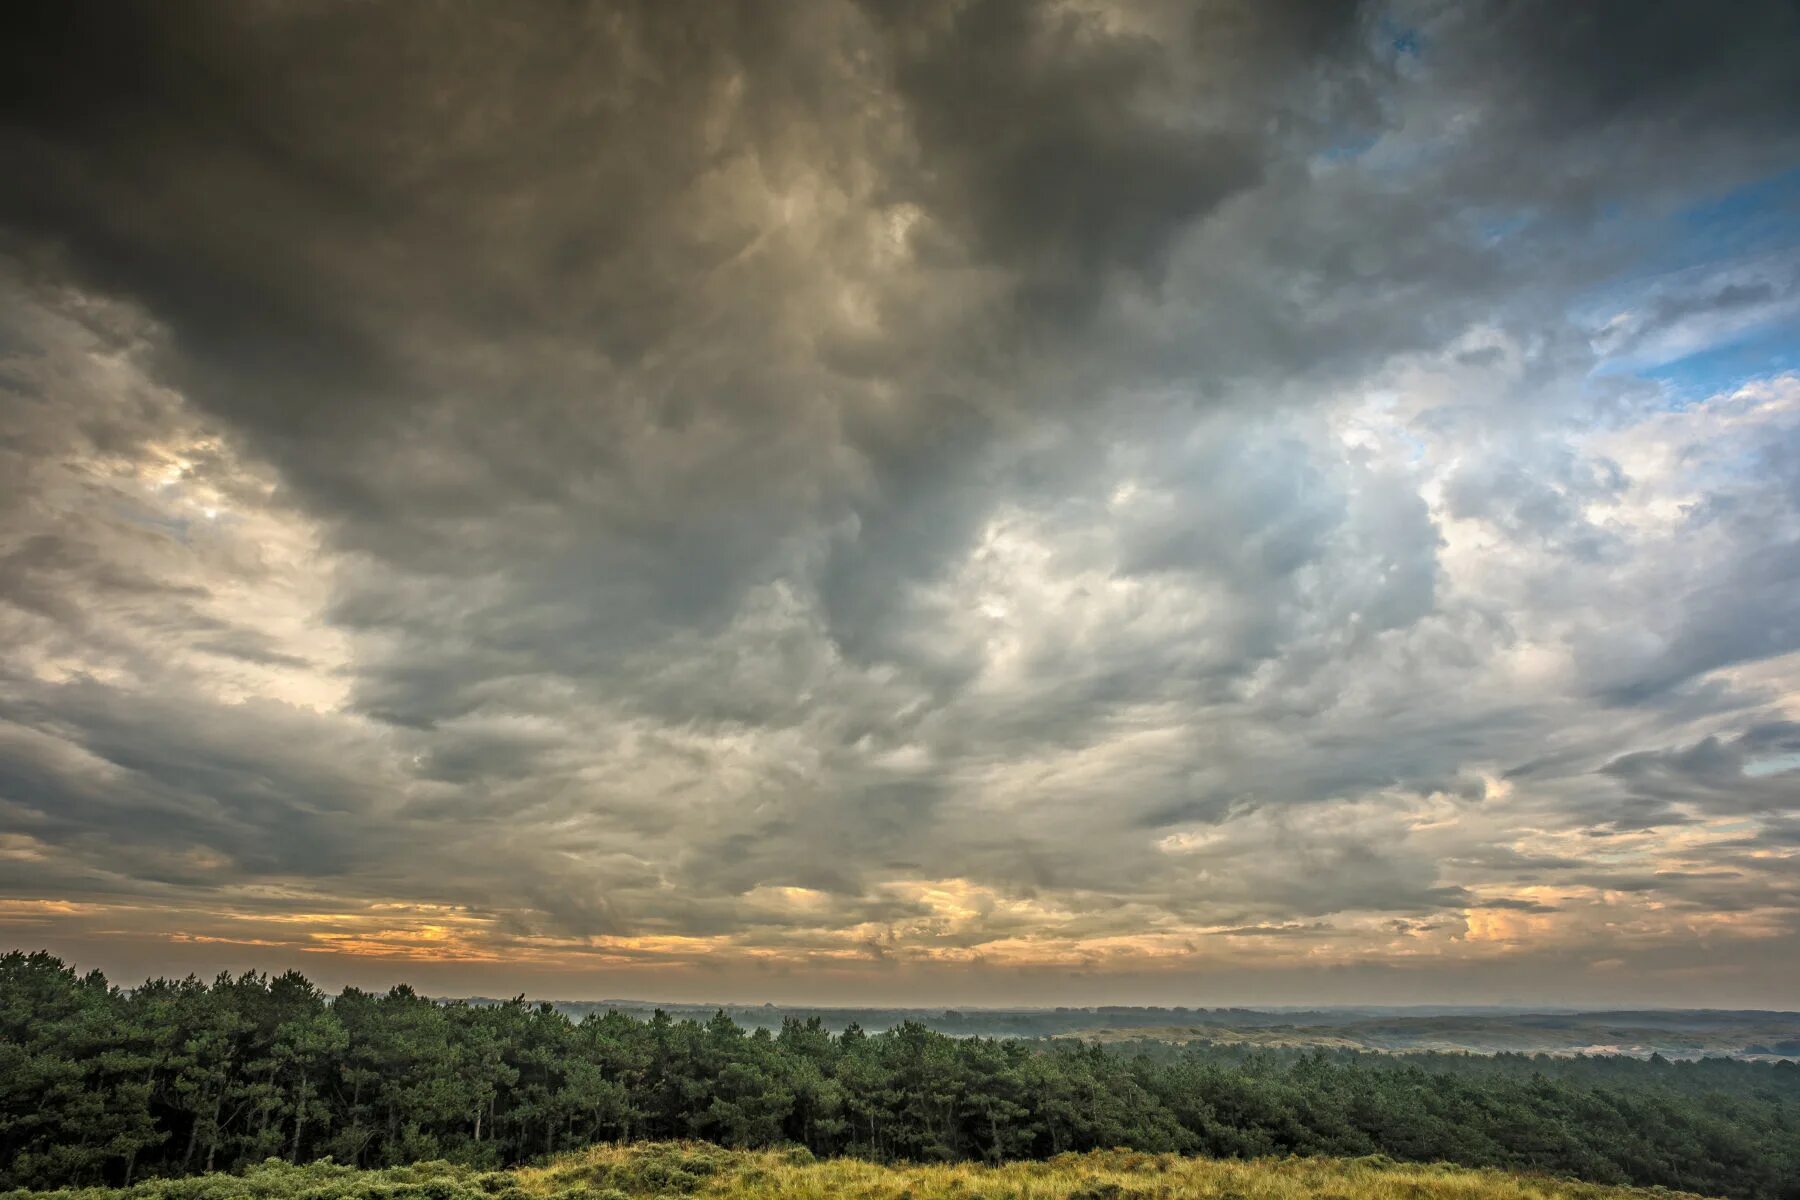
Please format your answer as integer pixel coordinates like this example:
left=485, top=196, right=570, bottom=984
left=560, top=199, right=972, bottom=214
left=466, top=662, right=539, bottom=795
left=516, top=1142, right=1710, bottom=1200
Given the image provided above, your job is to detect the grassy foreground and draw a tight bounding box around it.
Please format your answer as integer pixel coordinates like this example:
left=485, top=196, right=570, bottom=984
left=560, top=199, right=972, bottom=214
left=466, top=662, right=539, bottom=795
left=1, top=1143, right=1714, bottom=1200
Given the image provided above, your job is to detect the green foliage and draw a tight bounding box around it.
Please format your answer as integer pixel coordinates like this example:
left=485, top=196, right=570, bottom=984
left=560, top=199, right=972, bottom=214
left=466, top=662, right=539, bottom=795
left=2, top=953, right=1796, bottom=1200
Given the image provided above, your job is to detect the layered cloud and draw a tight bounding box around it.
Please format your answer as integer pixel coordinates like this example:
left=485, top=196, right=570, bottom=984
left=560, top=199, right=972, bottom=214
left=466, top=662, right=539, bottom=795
left=0, top=0, right=1797, bottom=1004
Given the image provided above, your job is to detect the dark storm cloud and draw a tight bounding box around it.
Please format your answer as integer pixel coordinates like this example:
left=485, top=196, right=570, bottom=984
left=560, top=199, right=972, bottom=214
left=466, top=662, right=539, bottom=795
left=1421, top=0, right=1800, bottom=204
left=0, top=679, right=390, bottom=886
left=0, top=0, right=1357, bottom=541
left=2, top=0, right=1800, bottom=1003
left=866, top=0, right=1326, bottom=317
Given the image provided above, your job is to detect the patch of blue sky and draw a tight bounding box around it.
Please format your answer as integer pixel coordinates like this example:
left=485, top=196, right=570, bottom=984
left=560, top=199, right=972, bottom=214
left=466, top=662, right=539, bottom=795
left=1375, top=12, right=1422, bottom=61
left=1474, top=210, right=1537, bottom=245
left=1585, top=316, right=1797, bottom=415
left=1673, top=165, right=1800, bottom=266
left=1573, top=168, right=1800, bottom=294
left=1316, top=132, right=1380, bottom=164
left=1743, top=751, right=1800, bottom=778
left=1564, top=167, right=1800, bottom=404
left=1626, top=325, right=1798, bottom=404
left=1570, top=188, right=1797, bottom=335
left=1310, top=12, right=1422, bottom=168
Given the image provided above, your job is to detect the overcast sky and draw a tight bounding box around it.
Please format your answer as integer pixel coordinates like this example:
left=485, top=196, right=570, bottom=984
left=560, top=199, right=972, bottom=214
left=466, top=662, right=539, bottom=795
left=1, top=0, right=1797, bottom=1007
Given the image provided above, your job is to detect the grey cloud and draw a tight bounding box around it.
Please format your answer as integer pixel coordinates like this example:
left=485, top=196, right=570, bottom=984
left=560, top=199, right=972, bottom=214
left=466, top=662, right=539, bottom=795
left=1441, top=447, right=1626, bottom=562
left=870, top=0, right=1290, bottom=317
left=1470, top=897, right=1561, bottom=914
left=1419, top=0, right=1800, bottom=207
left=1601, top=725, right=1800, bottom=817
left=1597, top=540, right=1800, bottom=707
left=0, top=696, right=381, bottom=892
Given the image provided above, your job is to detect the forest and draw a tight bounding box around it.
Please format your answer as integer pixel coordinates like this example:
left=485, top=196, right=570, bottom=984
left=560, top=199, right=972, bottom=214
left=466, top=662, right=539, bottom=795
left=3, top=953, right=1796, bottom=1200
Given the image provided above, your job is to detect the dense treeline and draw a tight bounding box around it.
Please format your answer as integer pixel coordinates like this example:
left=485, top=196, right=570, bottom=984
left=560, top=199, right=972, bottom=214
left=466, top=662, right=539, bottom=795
left=3, top=953, right=1796, bottom=1200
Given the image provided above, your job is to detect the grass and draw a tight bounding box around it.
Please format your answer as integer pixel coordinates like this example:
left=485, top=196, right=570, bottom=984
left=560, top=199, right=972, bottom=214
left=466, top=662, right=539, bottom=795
left=2, top=1142, right=1715, bottom=1200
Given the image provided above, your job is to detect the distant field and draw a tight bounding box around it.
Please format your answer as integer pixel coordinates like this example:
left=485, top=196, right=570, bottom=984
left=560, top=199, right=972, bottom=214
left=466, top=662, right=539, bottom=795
left=0, top=1143, right=1720, bottom=1200
left=1062, top=1015, right=1800, bottom=1059
left=516, top=1002, right=1800, bottom=1060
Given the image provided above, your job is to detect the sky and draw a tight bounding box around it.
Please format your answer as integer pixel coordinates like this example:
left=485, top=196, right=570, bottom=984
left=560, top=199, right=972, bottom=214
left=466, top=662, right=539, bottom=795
left=1, top=0, right=1798, bottom=1009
